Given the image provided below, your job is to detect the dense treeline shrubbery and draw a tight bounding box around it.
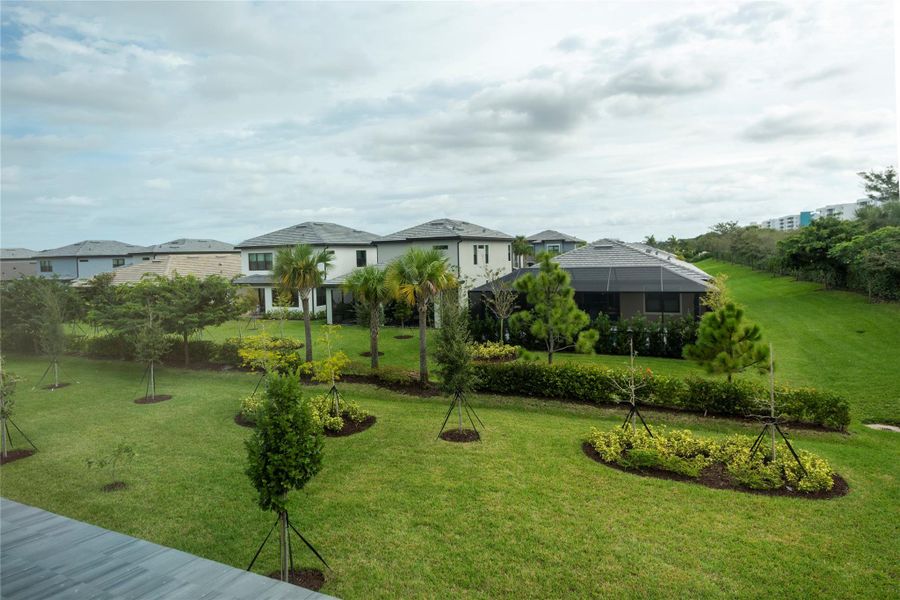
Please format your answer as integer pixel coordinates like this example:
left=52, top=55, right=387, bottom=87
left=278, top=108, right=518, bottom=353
left=651, top=168, right=900, bottom=301
left=472, top=361, right=850, bottom=430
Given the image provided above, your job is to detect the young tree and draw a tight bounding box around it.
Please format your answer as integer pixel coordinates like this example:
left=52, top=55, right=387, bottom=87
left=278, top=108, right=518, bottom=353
left=81, top=272, right=117, bottom=334
left=272, top=290, right=295, bottom=338
left=386, top=248, right=458, bottom=386
left=311, top=325, right=351, bottom=416
left=482, top=267, right=518, bottom=342
left=434, top=295, right=479, bottom=436
left=85, top=441, right=136, bottom=490
left=155, top=274, right=240, bottom=366
left=509, top=253, right=598, bottom=364
left=1, top=358, right=22, bottom=459
left=683, top=302, right=769, bottom=382
left=39, top=285, right=67, bottom=388
left=133, top=305, right=171, bottom=401
left=343, top=266, right=391, bottom=369
left=234, top=286, right=261, bottom=337
left=273, top=245, right=333, bottom=363
left=610, top=337, right=652, bottom=434
left=511, top=235, right=533, bottom=268
left=245, top=373, right=324, bottom=582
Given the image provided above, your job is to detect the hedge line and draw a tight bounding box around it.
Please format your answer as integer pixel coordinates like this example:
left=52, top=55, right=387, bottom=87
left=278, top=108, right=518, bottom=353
left=472, top=361, right=850, bottom=431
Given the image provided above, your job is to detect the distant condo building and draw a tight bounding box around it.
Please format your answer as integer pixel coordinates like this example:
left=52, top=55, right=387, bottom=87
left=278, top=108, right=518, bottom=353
left=753, top=198, right=884, bottom=231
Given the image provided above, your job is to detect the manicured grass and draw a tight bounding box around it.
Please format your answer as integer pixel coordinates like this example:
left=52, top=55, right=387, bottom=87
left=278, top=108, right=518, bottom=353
left=1, top=357, right=898, bottom=598
left=697, top=260, right=900, bottom=424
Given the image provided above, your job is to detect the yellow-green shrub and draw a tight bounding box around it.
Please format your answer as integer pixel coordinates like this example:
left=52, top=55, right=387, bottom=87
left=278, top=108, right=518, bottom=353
left=308, top=393, right=370, bottom=433
left=237, top=333, right=309, bottom=375
left=239, top=394, right=265, bottom=424
left=470, top=341, right=520, bottom=362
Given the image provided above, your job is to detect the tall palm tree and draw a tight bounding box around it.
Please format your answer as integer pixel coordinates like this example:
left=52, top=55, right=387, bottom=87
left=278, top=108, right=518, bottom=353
left=386, top=248, right=458, bottom=386
left=512, top=235, right=533, bottom=268
left=273, top=244, right=333, bottom=362
left=342, top=266, right=390, bottom=369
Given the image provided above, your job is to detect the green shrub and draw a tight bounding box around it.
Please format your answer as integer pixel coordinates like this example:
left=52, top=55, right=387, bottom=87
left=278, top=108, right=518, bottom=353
left=474, top=361, right=850, bottom=430
left=237, top=333, right=308, bottom=374
left=307, top=393, right=370, bottom=432
left=470, top=341, right=520, bottom=362
left=239, top=394, right=265, bottom=424
left=587, top=427, right=836, bottom=493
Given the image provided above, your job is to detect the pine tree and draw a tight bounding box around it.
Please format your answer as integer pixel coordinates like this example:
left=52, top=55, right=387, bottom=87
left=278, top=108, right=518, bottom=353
left=683, top=302, right=769, bottom=382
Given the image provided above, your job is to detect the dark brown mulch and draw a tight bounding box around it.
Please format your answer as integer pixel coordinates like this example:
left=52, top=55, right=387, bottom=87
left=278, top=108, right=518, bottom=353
left=134, top=394, right=173, bottom=405
left=101, top=481, right=127, bottom=492
left=393, top=334, right=414, bottom=339
left=0, top=449, right=35, bottom=465
left=234, top=413, right=255, bottom=428
left=581, top=442, right=849, bottom=500
left=267, top=568, right=325, bottom=591
left=440, top=428, right=480, bottom=443
left=341, top=374, right=441, bottom=398
left=43, top=383, right=71, bottom=390
left=325, top=414, right=377, bottom=437
left=359, top=351, right=385, bottom=357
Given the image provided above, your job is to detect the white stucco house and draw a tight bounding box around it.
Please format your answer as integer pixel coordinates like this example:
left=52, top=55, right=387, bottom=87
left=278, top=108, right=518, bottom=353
left=35, top=240, right=146, bottom=282
left=323, top=218, right=514, bottom=324
left=233, top=222, right=379, bottom=314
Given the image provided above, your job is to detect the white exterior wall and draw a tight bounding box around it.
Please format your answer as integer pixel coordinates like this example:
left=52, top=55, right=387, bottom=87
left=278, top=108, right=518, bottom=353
left=815, top=202, right=859, bottom=221
left=240, top=245, right=375, bottom=313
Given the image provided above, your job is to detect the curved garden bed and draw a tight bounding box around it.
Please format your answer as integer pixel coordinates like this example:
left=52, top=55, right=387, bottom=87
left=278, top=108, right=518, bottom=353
left=440, top=428, right=480, bottom=443
left=134, top=394, right=173, bottom=404
left=324, top=413, right=376, bottom=437
left=0, top=449, right=35, bottom=465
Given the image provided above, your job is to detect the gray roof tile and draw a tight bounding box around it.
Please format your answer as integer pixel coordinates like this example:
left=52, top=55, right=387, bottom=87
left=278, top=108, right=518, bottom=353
left=139, top=238, right=236, bottom=254
left=1, top=248, right=37, bottom=260
left=376, top=218, right=513, bottom=242
left=37, top=240, right=147, bottom=258
left=237, top=222, right=378, bottom=248
left=526, top=230, right=584, bottom=243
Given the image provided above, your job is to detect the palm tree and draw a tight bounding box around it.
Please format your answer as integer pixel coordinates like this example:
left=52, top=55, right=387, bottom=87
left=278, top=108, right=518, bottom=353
left=512, top=235, right=533, bottom=268
left=273, top=244, right=333, bottom=362
left=343, top=266, right=390, bottom=369
left=386, top=248, right=458, bottom=386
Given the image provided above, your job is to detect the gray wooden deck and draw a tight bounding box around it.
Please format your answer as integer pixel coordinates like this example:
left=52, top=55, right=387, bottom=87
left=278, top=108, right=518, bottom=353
left=0, top=498, right=337, bottom=600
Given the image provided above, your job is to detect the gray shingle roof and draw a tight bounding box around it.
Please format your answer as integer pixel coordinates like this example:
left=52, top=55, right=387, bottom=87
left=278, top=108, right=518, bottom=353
left=139, top=238, right=236, bottom=254
left=472, top=239, right=711, bottom=293
left=526, top=230, right=585, bottom=244
left=38, top=240, right=147, bottom=258
left=237, top=222, right=378, bottom=248
left=1, top=248, right=37, bottom=260
left=376, top=219, right=513, bottom=243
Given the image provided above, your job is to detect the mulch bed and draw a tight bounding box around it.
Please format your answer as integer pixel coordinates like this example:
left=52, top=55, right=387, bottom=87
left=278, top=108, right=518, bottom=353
left=267, top=568, right=325, bottom=591
left=0, top=449, right=35, bottom=465
left=325, top=414, right=377, bottom=437
left=581, top=442, right=849, bottom=500
left=359, top=351, right=385, bottom=357
left=440, top=428, right=480, bottom=443
left=101, top=481, right=127, bottom=492
left=234, top=413, right=255, bottom=428
left=393, top=334, right=414, bottom=339
left=134, top=394, right=173, bottom=405
left=43, top=383, right=71, bottom=390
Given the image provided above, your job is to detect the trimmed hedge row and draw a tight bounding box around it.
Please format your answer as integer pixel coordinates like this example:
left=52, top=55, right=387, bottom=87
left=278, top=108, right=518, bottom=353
left=472, top=361, right=850, bottom=431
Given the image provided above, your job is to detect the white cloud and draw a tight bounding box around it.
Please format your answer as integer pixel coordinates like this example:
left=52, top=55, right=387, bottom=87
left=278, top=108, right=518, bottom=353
left=144, top=178, right=171, bottom=190
left=35, top=195, right=98, bottom=207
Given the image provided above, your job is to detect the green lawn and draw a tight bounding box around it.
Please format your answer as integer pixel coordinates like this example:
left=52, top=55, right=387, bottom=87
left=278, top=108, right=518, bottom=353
left=2, top=356, right=898, bottom=599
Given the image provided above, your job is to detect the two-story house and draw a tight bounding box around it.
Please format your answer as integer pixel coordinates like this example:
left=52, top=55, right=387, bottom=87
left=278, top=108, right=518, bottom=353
left=0, top=248, right=38, bottom=281
left=234, top=222, right=378, bottom=314
left=35, top=240, right=146, bottom=282
left=526, top=230, right=585, bottom=265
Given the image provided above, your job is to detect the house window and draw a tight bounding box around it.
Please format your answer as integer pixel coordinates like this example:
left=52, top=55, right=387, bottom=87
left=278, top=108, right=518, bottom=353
left=142, top=257, right=150, bottom=261
left=433, top=244, right=449, bottom=252
left=40, top=260, right=52, bottom=273
left=645, top=292, right=680, bottom=314
left=248, top=252, right=273, bottom=271
left=507, top=245, right=511, bottom=261
left=356, top=250, right=367, bottom=267
left=112, top=258, right=125, bottom=268
left=473, top=244, right=489, bottom=265
left=315, top=287, right=326, bottom=307
left=546, top=243, right=561, bottom=255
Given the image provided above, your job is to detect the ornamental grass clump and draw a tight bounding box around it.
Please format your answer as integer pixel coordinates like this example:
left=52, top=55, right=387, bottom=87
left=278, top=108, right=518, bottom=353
left=587, top=427, right=836, bottom=493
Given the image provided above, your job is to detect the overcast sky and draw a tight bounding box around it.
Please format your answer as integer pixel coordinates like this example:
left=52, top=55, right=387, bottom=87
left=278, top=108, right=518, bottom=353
left=1, top=1, right=897, bottom=250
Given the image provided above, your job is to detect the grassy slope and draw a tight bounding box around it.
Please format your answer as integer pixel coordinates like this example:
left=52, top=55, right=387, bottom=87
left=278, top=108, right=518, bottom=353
left=697, top=259, right=900, bottom=424
left=1, top=357, right=898, bottom=599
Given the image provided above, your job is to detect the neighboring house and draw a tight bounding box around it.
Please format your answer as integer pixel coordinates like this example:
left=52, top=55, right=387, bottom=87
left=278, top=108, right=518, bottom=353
left=35, top=240, right=146, bottom=282
left=234, top=222, right=379, bottom=314
left=129, top=238, right=236, bottom=261
left=470, top=239, right=711, bottom=323
left=102, top=254, right=242, bottom=285
left=526, top=230, right=585, bottom=264
left=322, top=218, right=514, bottom=325
left=0, top=248, right=38, bottom=281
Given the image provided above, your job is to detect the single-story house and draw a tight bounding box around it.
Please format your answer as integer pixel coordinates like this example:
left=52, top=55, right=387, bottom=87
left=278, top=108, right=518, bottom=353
left=0, top=248, right=38, bottom=281
left=234, top=222, right=379, bottom=314
left=470, top=239, right=711, bottom=322
left=35, top=240, right=146, bottom=282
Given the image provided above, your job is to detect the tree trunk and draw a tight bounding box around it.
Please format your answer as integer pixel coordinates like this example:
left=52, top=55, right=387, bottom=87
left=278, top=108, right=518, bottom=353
left=149, top=361, right=155, bottom=400
left=279, top=510, right=288, bottom=581
left=1, top=417, right=7, bottom=459
left=54, top=360, right=59, bottom=386
left=183, top=332, right=190, bottom=367
left=499, top=318, right=505, bottom=343
left=418, top=302, right=428, bottom=386
left=370, top=307, right=379, bottom=370
left=457, top=395, right=462, bottom=431
left=302, top=296, right=313, bottom=363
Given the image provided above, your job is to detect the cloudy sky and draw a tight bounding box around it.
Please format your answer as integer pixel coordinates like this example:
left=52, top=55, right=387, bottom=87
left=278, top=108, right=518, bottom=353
left=1, top=1, right=896, bottom=250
